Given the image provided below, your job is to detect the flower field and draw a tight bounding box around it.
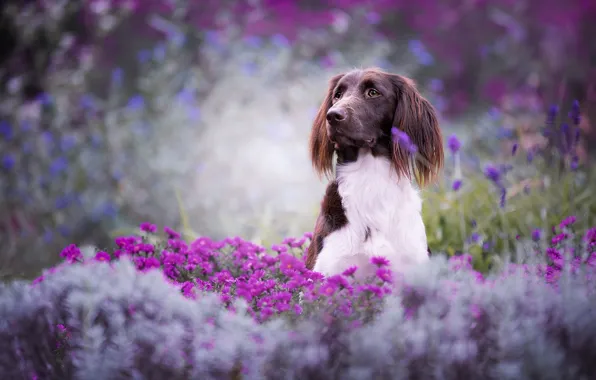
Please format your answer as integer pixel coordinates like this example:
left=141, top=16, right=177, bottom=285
left=1, top=212, right=596, bottom=378
left=2, top=0, right=596, bottom=378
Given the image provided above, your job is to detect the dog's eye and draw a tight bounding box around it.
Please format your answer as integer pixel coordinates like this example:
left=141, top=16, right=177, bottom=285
left=333, top=91, right=342, bottom=100
left=366, top=88, right=380, bottom=97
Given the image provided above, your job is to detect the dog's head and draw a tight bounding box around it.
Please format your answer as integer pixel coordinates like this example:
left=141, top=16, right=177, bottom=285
left=309, top=68, right=444, bottom=186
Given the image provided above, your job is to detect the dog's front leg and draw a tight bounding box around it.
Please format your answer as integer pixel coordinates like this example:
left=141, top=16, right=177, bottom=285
left=313, top=227, right=360, bottom=277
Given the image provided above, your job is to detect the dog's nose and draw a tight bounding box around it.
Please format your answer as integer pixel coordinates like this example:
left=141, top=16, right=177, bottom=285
left=326, top=108, right=346, bottom=124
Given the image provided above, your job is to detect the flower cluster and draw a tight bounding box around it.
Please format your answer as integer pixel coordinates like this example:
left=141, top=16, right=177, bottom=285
left=3, top=217, right=596, bottom=378
left=30, top=216, right=596, bottom=329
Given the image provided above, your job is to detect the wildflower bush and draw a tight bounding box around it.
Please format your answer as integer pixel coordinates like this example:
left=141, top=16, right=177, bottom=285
left=423, top=100, right=596, bottom=273
left=2, top=219, right=596, bottom=378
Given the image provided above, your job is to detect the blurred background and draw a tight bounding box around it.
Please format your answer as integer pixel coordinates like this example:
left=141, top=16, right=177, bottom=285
left=1, top=0, right=595, bottom=280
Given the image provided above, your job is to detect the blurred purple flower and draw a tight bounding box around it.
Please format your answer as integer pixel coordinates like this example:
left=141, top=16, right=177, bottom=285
left=271, top=34, right=289, bottom=48
left=447, top=134, right=461, bottom=154
left=511, top=143, right=518, bottom=156
left=391, top=127, right=418, bottom=154
left=60, top=244, right=82, bottom=263
left=484, top=165, right=501, bottom=183
left=547, top=105, right=558, bottom=125
left=408, top=39, right=434, bottom=66
left=531, top=229, right=542, bottom=241
left=570, top=100, right=580, bottom=125
left=164, top=226, right=181, bottom=239
left=2, top=154, right=15, bottom=170
left=111, top=68, right=123, bottom=85
left=95, top=251, right=111, bottom=262
left=376, top=268, right=393, bottom=283
left=371, top=256, right=390, bottom=267
left=127, top=95, right=145, bottom=110
left=342, top=266, right=358, bottom=277
left=0, top=121, right=12, bottom=140
left=429, top=78, right=444, bottom=92
left=559, top=216, right=576, bottom=229
left=452, top=179, right=462, bottom=191
left=499, top=187, right=507, bottom=208
left=551, top=233, right=568, bottom=245
left=140, top=222, right=157, bottom=233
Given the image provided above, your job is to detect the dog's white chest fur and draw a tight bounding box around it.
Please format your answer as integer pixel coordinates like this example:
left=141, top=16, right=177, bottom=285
left=313, top=150, right=429, bottom=278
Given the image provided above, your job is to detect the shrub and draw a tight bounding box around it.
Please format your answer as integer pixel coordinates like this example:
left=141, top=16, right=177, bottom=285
left=1, top=221, right=596, bottom=378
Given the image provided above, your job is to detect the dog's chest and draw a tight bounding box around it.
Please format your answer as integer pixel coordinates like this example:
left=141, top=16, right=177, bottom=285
left=335, top=153, right=426, bottom=271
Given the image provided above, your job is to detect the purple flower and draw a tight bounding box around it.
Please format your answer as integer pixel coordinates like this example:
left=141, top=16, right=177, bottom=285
left=271, top=244, right=287, bottom=253
left=371, top=256, right=390, bottom=267
left=342, top=266, right=358, bottom=277
left=570, top=100, right=580, bottom=125
left=531, top=229, right=542, bottom=241
left=391, top=127, right=418, bottom=154
left=145, top=257, right=161, bottom=270
left=511, top=143, right=518, bottom=156
left=288, top=238, right=306, bottom=248
left=551, top=233, right=568, bottom=245
left=452, top=179, right=462, bottom=191
left=376, top=268, right=393, bottom=283
left=357, top=284, right=384, bottom=298
left=32, top=275, right=44, bottom=285
left=484, top=165, right=501, bottom=183
left=164, top=226, right=181, bottom=239
left=94, top=251, right=111, bottom=262
left=499, top=187, right=507, bottom=209
left=60, top=244, right=82, bottom=263
left=559, top=216, right=576, bottom=229
left=140, top=222, right=157, bottom=233
left=320, top=280, right=338, bottom=296
left=447, top=134, right=461, bottom=154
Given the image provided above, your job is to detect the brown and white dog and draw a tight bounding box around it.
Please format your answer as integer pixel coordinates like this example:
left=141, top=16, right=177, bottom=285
left=305, top=68, right=444, bottom=279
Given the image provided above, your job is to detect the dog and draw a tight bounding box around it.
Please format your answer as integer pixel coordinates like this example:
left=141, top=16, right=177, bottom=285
left=305, top=68, right=444, bottom=279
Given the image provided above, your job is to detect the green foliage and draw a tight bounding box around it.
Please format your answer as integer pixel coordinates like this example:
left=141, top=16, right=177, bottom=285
left=423, top=164, right=596, bottom=273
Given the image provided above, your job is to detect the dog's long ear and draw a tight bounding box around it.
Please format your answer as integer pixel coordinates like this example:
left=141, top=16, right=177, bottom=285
left=310, top=73, right=344, bottom=179
left=390, top=75, right=444, bottom=187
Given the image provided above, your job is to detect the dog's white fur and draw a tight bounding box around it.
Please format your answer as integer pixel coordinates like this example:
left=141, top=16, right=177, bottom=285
left=313, top=148, right=429, bottom=278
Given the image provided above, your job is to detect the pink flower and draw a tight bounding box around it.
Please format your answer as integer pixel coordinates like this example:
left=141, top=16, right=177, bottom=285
left=94, top=251, right=111, bottom=262
left=342, top=266, right=358, bottom=277
left=371, top=256, right=390, bottom=267
left=140, top=222, right=157, bottom=233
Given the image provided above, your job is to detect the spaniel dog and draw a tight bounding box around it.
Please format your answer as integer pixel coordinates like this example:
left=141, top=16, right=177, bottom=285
left=305, top=68, right=444, bottom=279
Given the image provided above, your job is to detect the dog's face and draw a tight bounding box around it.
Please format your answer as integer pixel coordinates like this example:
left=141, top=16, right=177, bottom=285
left=309, top=68, right=444, bottom=185
left=325, top=70, right=397, bottom=150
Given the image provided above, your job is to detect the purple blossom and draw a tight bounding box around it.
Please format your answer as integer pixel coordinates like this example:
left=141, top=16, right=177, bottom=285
left=452, top=179, right=462, bottom=191
left=551, top=233, right=568, bottom=245
left=531, top=229, right=542, bottom=241
left=447, top=134, right=461, bottom=154
left=559, top=216, right=577, bottom=230
left=164, top=226, right=181, bottom=239
left=60, top=244, right=82, bottom=263
left=94, top=251, right=111, bottom=262
left=371, top=256, right=390, bottom=267
left=484, top=165, right=501, bottom=183
left=391, top=127, right=418, bottom=154
left=376, top=268, right=393, bottom=283
left=342, top=266, right=358, bottom=277
left=140, top=222, right=157, bottom=233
